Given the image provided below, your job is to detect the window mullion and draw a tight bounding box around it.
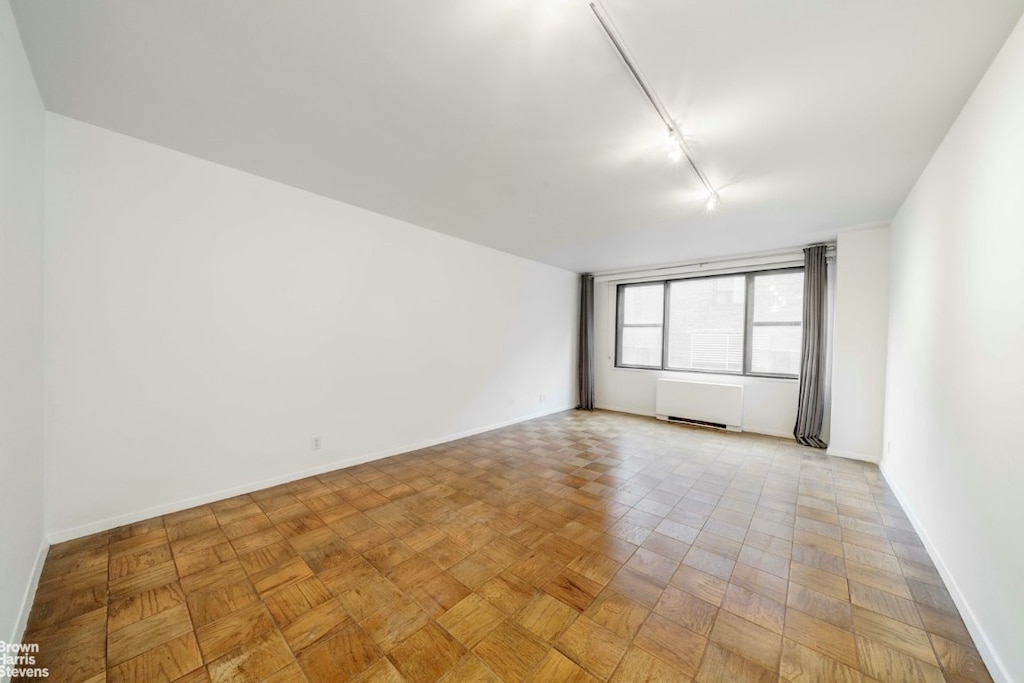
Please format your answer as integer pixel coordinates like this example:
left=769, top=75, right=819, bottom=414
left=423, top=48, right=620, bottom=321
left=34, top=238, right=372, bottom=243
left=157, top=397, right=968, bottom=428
left=661, top=282, right=670, bottom=370
left=743, top=274, right=754, bottom=375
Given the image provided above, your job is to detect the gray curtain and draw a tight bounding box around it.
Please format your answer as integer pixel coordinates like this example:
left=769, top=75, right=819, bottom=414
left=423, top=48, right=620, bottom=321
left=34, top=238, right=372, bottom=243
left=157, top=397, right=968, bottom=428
left=794, top=245, right=828, bottom=448
left=577, top=274, right=595, bottom=410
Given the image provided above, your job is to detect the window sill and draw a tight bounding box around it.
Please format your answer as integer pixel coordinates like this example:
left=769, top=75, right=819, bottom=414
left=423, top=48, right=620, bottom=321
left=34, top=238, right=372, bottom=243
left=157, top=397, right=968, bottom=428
left=610, top=364, right=799, bottom=383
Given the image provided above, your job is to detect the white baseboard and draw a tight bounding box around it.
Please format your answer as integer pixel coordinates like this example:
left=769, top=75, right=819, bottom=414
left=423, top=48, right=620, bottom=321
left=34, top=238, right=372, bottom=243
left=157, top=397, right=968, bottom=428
left=7, top=538, right=48, bottom=648
left=879, top=463, right=1012, bottom=683
left=47, top=405, right=575, bottom=544
left=596, top=405, right=796, bottom=441
left=596, top=404, right=655, bottom=417
left=826, top=446, right=879, bottom=463
left=743, top=425, right=796, bottom=440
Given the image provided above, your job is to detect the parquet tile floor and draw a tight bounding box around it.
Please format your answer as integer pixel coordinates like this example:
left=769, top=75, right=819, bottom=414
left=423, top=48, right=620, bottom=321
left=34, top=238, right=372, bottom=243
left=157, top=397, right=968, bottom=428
left=23, top=410, right=994, bottom=682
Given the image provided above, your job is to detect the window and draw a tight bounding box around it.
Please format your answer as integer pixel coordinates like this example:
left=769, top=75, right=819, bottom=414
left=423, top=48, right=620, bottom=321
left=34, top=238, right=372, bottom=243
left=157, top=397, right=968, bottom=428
left=750, top=271, right=804, bottom=376
left=616, top=268, right=804, bottom=377
left=618, top=283, right=663, bottom=367
left=666, top=276, right=745, bottom=372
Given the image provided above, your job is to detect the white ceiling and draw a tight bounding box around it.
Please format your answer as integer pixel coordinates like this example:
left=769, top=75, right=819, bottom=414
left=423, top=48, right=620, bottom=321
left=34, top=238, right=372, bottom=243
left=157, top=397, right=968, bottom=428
left=12, top=0, right=1024, bottom=272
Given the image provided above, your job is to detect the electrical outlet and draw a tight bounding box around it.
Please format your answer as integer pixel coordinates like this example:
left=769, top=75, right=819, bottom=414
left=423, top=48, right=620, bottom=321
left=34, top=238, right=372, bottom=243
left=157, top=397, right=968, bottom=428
left=539, top=393, right=546, bottom=404
left=311, top=436, right=321, bottom=451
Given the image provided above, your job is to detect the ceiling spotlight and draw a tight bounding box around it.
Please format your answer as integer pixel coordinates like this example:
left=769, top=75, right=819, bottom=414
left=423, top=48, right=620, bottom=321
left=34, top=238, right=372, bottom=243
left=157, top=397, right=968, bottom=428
left=590, top=1, right=721, bottom=208
left=666, top=132, right=683, bottom=163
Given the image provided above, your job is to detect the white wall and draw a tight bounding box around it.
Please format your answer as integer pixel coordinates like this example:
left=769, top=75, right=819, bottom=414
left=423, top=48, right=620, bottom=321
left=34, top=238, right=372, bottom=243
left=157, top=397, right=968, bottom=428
left=0, top=0, right=46, bottom=645
left=44, top=114, right=577, bottom=540
left=593, top=277, right=800, bottom=437
left=828, top=227, right=889, bottom=462
left=883, top=15, right=1024, bottom=683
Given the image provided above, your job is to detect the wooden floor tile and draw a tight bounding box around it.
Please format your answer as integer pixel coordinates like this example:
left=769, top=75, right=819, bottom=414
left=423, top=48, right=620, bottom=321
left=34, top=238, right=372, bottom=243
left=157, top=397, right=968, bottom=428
left=669, top=564, right=728, bottom=607
left=388, top=622, right=465, bottom=683
left=33, top=634, right=107, bottom=683
left=477, top=572, right=535, bottom=615
left=181, top=559, right=249, bottom=594
left=262, top=661, right=309, bottom=683
left=28, top=570, right=107, bottom=631
left=852, top=606, right=937, bottom=665
left=18, top=411, right=994, bottom=683
left=626, top=547, right=680, bottom=584
left=406, top=570, right=472, bottom=618
left=207, top=628, right=296, bottom=683
left=855, top=636, right=944, bottom=683
left=336, top=574, right=405, bottom=622
left=195, top=602, right=276, bottom=661
left=264, top=576, right=333, bottom=625
left=109, top=543, right=173, bottom=580
left=653, top=585, right=718, bottom=637
left=448, top=552, right=503, bottom=589
left=930, top=633, right=993, bottom=683
left=108, top=602, right=194, bottom=666
left=682, top=547, right=736, bottom=582
left=917, top=603, right=972, bottom=646
left=610, top=646, right=690, bottom=682
left=433, top=655, right=500, bottom=682
left=710, top=610, right=783, bottom=673
left=360, top=596, right=431, bottom=653
left=541, top=568, right=601, bottom=611
left=440, top=593, right=507, bottom=647
left=252, top=556, right=316, bottom=596
left=555, top=615, right=629, bottom=680
left=296, top=618, right=382, bottom=683
left=635, top=612, right=708, bottom=677
left=511, top=592, right=578, bottom=642
left=472, top=621, right=547, bottom=682
left=280, top=597, right=351, bottom=653
left=584, top=589, right=649, bottom=640
left=186, top=578, right=260, bottom=629
left=779, top=637, right=861, bottom=683
left=722, top=583, right=785, bottom=634
left=696, top=641, right=776, bottom=683
left=784, top=608, right=859, bottom=669
left=107, top=632, right=203, bottom=683
left=607, top=566, right=665, bottom=608
left=790, top=562, right=848, bottom=600
left=786, top=583, right=853, bottom=631
left=26, top=605, right=106, bottom=656
left=906, top=577, right=959, bottom=615
left=351, top=657, right=406, bottom=683
left=849, top=581, right=923, bottom=628
left=526, top=649, right=598, bottom=683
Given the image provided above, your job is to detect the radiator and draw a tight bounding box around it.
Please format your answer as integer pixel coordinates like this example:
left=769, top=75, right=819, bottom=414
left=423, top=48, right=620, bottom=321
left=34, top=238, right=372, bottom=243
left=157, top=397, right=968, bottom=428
left=655, top=378, right=743, bottom=431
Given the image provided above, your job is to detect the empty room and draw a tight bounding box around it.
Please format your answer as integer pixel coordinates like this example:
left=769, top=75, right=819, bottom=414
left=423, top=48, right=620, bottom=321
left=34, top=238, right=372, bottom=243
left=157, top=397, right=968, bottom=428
left=2, top=1, right=1022, bottom=682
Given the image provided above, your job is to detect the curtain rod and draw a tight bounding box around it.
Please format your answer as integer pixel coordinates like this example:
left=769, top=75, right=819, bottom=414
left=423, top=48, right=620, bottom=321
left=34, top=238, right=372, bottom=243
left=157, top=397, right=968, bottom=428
left=590, top=243, right=836, bottom=278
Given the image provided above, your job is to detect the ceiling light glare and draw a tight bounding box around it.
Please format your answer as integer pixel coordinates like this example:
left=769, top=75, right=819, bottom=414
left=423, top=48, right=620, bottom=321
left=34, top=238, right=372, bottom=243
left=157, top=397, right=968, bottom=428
left=667, top=146, right=683, bottom=164
left=705, top=192, right=721, bottom=211
left=665, top=131, right=683, bottom=163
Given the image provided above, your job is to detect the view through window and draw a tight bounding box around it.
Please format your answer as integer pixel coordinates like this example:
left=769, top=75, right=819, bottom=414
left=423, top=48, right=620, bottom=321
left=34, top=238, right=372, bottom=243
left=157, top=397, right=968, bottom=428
left=617, top=268, right=804, bottom=377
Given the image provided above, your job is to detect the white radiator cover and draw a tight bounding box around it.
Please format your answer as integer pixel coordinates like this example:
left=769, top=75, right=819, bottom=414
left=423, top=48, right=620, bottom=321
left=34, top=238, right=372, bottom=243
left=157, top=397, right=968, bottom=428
left=655, top=378, right=744, bottom=431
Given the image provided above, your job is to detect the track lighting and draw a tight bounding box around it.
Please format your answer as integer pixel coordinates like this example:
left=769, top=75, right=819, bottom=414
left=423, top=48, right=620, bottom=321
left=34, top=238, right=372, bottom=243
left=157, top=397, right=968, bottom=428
left=589, top=2, right=720, bottom=208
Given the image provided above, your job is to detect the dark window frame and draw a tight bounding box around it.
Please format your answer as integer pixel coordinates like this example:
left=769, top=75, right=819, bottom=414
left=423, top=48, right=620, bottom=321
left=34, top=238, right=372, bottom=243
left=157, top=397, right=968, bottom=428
left=615, top=282, right=665, bottom=370
left=615, top=266, right=804, bottom=379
